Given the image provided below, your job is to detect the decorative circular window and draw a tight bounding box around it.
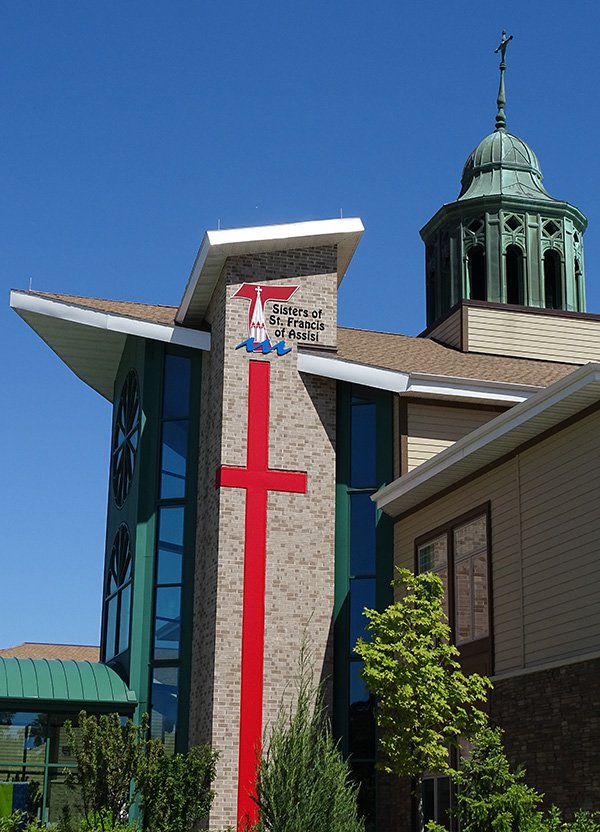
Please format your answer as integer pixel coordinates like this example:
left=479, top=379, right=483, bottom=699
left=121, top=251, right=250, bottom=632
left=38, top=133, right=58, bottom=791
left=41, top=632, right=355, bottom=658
left=111, top=370, right=141, bottom=508
left=108, top=524, right=132, bottom=593
left=104, top=523, right=133, bottom=661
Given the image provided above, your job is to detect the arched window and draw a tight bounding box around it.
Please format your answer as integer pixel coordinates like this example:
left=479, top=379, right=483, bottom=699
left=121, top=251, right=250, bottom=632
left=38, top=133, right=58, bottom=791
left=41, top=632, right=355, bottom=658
left=544, top=250, right=563, bottom=309
left=104, top=524, right=133, bottom=661
left=505, top=245, right=525, bottom=305
left=467, top=247, right=486, bottom=301
left=575, top=258, right=582, bottom=310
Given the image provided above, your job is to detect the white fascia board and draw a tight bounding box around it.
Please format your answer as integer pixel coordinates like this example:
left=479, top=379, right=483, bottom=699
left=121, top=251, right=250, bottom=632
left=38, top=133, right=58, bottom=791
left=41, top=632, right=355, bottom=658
left=297, top=351, right=410, bottom=392
left=296, top=352, right=537, bottom=403
left=10, top=291, right=211, bottom=351
left=374, top=362, right=600, bottom=513
left=406, top=372, right=541, bottom=403
left=176, top=217, right=364, bottom=325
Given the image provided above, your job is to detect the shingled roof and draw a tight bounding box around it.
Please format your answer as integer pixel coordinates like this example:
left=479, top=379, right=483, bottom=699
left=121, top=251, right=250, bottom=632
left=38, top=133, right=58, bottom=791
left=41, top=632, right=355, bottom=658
left=0, top=642, right=100, bottom=662
left=22, top=291, right=178, bottom=325
left=19, top=292, right=577, bottom=389
left=335, top=326, right=575, bottom=388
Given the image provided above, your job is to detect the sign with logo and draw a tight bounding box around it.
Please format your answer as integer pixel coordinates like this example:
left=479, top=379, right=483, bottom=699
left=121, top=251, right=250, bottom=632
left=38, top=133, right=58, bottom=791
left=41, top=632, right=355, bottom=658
left=232, top=283, right=327, bottom=354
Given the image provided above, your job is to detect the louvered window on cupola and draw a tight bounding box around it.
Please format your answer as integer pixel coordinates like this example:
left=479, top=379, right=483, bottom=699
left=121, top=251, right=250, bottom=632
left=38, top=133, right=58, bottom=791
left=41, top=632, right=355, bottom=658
left=544, top=250, right=563, bottom=309
left=505, top=245, right=525, bottom=305
left=467, top=246, right=486, bottom=301
left=575, top=258, right=582, bottom=309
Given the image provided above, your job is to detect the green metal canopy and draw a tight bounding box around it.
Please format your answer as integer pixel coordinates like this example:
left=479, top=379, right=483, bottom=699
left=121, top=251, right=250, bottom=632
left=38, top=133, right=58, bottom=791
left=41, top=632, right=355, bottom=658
left=0, top=658, right=137, bottom=711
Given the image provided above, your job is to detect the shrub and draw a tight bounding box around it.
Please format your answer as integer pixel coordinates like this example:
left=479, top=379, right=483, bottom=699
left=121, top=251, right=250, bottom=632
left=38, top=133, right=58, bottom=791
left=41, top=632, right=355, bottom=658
left=135, top=740, right=217, bottom=832
left=252, top=647, right=364, bottom=832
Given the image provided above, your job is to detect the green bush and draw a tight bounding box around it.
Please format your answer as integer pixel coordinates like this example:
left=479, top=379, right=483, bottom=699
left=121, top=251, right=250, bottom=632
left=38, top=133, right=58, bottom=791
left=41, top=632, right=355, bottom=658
left=135, top=740, right=217, bottom=832
left=451, top=726, right=544, bottom=832
left=428, top=727, right=600, bottom=832
left=252, top=647, right=364, bottom=832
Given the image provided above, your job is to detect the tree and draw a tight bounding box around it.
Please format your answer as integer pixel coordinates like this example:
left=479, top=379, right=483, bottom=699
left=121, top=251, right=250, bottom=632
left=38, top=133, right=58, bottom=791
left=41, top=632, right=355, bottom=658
left=135, top=740, right=217, bottom=832
left=252, top=646, right=364, bottom=832
left=450, top=726, right=544, bottom=832
left=64, top=711, right=146, bottom=832
left=354, top=568, right=491, bottom=832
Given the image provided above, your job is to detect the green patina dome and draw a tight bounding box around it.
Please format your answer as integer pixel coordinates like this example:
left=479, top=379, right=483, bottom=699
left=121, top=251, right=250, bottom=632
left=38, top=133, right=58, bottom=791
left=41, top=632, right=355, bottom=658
left=458, top=129, right=553, bottom=201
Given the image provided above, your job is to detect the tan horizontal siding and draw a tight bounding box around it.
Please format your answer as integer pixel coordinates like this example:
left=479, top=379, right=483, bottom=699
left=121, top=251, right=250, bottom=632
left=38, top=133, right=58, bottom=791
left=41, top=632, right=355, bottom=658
left=406, top=403, right=501, bottom=471
left=427, top=309, right=462, bottom=350
left=394, top=408, right=600, bottom=675
left=466, top=306, right=600, bottom=364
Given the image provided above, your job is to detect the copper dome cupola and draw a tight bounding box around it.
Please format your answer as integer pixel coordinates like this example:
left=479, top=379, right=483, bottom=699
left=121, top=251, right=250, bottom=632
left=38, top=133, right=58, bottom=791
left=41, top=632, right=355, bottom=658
left=421, top=32, right=587, bottom=328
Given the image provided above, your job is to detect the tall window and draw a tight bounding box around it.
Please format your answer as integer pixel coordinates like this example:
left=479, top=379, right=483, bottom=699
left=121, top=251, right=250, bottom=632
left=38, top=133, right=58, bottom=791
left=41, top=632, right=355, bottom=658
left=417, top=510, right=491, bottom=675
left=348, top=395, right=377, bottom=795
left=335, top=386, right=393, bottom=832
left=544, top=250, right=562, bottom=309
left=104, top=524, right=133, bottom=661
left=505, top=245, right=524, bottom=305
left=575, top=258, right=582, bottom=310
left=467, top=247, right=486, bottom=301
left=150, top=351, right=192, bottom=753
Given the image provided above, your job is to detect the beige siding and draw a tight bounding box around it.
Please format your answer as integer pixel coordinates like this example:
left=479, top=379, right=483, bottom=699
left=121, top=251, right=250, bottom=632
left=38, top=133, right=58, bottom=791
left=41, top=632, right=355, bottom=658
left=394, top=409, right=600, bottom=676
left=406, top=402, right=502, bottom=471
left=427, top=308, right=462, bottom=350
left=467, top=306, right=600, bottom=364
left=518, top=412, right=600, bottom=666
left=395, top=459, right=522, bottom=674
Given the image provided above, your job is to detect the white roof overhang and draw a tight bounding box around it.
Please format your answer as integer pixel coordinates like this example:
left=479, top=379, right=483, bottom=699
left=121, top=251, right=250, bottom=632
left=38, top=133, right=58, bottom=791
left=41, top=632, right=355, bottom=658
left=176, top=217, right=364, bottom=326
left=297, top=351, right=542, bottom=404
left=374, top=362, right=600, bottom=517
left=10, top=291, right=211, bottom=401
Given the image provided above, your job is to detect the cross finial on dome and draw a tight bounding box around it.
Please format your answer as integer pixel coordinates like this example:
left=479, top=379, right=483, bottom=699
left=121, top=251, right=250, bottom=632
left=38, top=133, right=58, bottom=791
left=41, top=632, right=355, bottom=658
left=494, top=30, right=513, bottom=131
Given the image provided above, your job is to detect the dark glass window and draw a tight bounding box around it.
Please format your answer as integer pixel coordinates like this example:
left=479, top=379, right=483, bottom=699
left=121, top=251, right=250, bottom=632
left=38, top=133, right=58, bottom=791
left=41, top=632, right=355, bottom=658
left=418, top=514, right=489, bottom=648
left=150, top=667, right=179, bottom=753
left=467, top=247, right=486, bottom=301
left=505, top=245, right=524, bottom=305
left=103, top=524, right=133, bottom=661
left=149, top=350, right=194, bottom=752
left=156, top=506, right=185, bottom=585
left=350, top=399, right=377, bottom=488
left=350, top=578, right=376, bottom=649
left=160, top=421, right=188, bottom=499
left=162, top=355, right=191, bottom=420
left=350, top=493, right=377, bottom=577
left=544, top=250, right=562, bottom=309
left=154, top=586, right=181, bottom=660
left=423, top=776, right=451, bottom=830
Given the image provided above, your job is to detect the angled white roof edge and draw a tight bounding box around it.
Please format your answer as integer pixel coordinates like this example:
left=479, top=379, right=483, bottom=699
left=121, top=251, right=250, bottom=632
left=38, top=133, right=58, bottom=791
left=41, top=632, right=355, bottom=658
left=176, top=217, right=364, bottom=325
left=10, top=291, right=211, bottom=351
left=296, top=351, right=540, bottom=403
left=297, top=351, right=409, bottom=393
left=374, top=361, right=600, bottom=513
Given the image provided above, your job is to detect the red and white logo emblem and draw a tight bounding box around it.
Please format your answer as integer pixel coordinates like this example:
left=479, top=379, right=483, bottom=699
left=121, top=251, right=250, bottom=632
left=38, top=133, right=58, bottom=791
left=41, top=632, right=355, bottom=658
left=233, top=283, right=298, bottom=353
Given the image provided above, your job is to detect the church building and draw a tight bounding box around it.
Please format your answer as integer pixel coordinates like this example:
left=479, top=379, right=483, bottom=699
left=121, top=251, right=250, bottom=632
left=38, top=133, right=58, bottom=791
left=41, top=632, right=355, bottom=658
left=5, top=38, right=600, bottom=830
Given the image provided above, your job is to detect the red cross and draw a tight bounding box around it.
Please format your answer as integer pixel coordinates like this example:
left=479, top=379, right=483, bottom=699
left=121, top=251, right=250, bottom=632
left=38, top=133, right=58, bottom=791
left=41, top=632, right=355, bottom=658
left=216, top=359, right=307, bottom=829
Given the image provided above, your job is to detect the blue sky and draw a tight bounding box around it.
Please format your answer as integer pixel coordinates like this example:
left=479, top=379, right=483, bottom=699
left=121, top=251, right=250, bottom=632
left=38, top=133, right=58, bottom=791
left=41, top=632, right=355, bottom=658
left=2, top=1, right=599, bottom=647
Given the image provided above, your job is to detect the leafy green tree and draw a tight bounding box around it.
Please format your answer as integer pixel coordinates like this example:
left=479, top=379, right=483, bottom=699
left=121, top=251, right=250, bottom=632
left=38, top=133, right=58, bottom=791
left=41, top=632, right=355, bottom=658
left=252, top=647, right=364, bottom=832
left=445, top=727, right=600, bottom=832
left=355, top=568, right=491, bottom=832
left=451, top=726, right=544, bottom=832
left=64, top=711, right=147, bottom=832
left=135, top=740, right=217, bottom=832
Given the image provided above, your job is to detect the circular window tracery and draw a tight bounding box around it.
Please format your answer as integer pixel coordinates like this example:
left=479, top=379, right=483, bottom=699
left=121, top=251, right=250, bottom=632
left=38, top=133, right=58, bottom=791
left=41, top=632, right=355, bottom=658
left=111, top=370, right=141, bottom=508
left=104, top=523, right=133, bottom=661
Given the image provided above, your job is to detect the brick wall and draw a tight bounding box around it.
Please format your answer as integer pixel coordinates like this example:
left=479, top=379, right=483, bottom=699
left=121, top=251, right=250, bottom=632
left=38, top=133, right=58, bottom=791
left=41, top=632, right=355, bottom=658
left=188, top=245, right=338, bottom=829
left=491, top=657, right=600, bottom=816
